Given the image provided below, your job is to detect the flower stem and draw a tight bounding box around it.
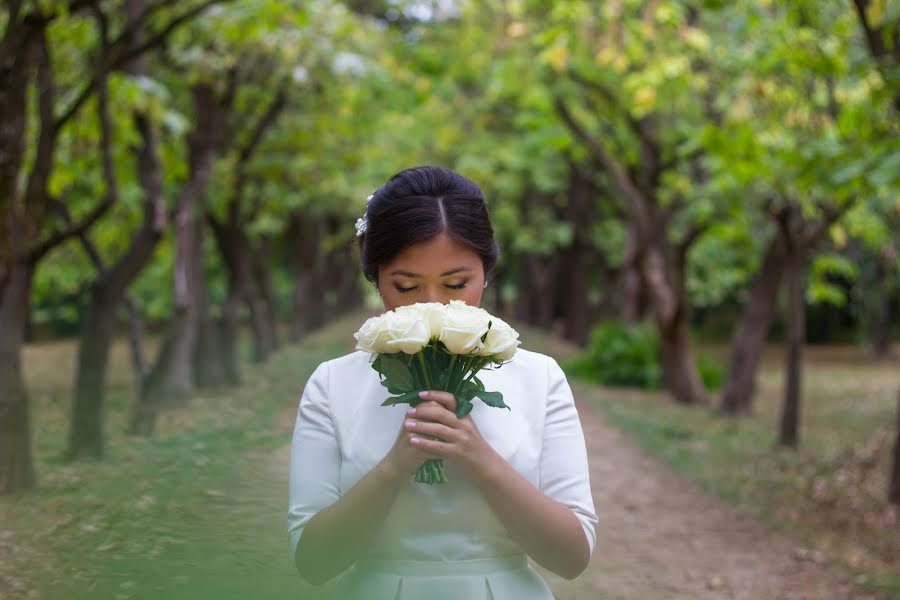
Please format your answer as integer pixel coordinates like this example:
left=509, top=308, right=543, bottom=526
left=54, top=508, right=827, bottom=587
left=443, top=354, right=457, bottom=391
left=416, top=352, right=433, bottom=390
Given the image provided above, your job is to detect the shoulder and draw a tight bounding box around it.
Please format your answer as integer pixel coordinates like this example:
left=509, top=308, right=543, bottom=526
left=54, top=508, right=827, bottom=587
left=318, top=350, right=373, bottom=373
left=502, top=347, right=563, bottom=377
left=302, top=351, right=372, bottom=394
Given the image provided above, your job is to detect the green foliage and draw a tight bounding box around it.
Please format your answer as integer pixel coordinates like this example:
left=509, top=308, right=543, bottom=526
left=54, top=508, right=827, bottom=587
left=18, top=0, right=900, bottom=351
left=563, top=320, right=662, bottom=389
left=696, top=352, right=725, bottom=392
left=807, top=252, right=859, bottom=307
left=565, top=321, right=725, bottom=392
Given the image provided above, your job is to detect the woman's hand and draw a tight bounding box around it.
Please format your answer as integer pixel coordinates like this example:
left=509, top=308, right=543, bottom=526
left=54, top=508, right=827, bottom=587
left=398, top=390, right=501, bottom=479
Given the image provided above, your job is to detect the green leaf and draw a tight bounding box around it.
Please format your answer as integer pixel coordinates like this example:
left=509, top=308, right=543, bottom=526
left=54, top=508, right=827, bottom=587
left=372, top=354, right=416, bottom=392
left=475, top=390, right=509, bottom=410
left=455, top=398, right=474, bottom=418
left=381, top=390, right=422, bottom=407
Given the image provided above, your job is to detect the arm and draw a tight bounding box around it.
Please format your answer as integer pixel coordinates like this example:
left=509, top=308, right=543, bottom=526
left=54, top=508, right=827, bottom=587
left=294, top=457, right=407, bottom=584
left=405, top=360, right=598, bottom=580
left=468, top=443, right=592, bottom=580
left=288, top=362, right=439, bottom=585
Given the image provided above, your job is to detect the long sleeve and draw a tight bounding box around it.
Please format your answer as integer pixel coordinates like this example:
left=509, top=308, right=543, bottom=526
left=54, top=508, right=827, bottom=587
left=288, top=360, right=341, bottom=567
left=538, top=356, right=598, bottom=556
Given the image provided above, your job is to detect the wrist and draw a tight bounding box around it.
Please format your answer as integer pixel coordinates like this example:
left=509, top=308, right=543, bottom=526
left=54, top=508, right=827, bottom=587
left=375, top=456, right=408, bottom=486
left=463, top=444, right=504, bottom=483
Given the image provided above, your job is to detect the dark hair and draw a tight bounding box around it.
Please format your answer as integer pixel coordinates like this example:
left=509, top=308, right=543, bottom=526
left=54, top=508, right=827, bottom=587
left=357, top=166, right=500, bottom=286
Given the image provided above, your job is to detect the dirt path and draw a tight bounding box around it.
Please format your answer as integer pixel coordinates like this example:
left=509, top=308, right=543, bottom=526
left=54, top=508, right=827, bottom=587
left=536, top=392, right=866, bottom=600
left=271, top=387, right=869, bottom=600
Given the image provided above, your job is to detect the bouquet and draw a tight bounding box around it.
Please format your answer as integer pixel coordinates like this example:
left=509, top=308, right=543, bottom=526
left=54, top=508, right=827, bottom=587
left=353, top=300, right=520, bottom=484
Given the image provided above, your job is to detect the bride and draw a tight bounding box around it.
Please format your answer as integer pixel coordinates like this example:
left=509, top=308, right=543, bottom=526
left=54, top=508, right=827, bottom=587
left=288, top=166, right=597, bottom=599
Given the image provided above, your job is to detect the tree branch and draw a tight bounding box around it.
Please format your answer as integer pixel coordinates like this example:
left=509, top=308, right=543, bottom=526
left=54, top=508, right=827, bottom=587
left=237, top=81, right=289, bottom=166
left=93, top=5, right=120, bottom=215
left=23, top=24, right=56, bottom=224
left=568, top=69, right=662, bottom=163
left=30, top=191, right=115, bottom=262
left=852, top=0, right=900, bottom=112
left=553, top=95, right=652, bottom=236
left=50, top=199, right=105, bottom=270
left=678, top=222, right=709, bottom=256
left=803, top=200, right=853, bottom=247
left=54, top=0, right=232, bottom=132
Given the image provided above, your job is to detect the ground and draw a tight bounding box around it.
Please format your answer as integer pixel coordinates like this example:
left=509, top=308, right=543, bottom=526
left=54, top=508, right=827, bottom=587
left=2, top=315, right=893, bottom=600
left=257, top=392, right=871, bottom=600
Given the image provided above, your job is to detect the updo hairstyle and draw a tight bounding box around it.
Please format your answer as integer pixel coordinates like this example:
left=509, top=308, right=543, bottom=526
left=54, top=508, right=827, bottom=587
left=357, top=166, right=500, bottom=287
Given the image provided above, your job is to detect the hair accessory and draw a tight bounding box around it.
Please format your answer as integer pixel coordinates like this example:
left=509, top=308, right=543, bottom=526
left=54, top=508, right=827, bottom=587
left=355, top=194, right=374, bottom=238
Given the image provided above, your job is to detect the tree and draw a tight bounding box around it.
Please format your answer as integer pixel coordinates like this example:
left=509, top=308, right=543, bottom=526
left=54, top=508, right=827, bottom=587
left=66, top=0, right=169, bottom=460
left=0, top=0, right=225, bottom=494
left=715, top=0, right=897, bottom=422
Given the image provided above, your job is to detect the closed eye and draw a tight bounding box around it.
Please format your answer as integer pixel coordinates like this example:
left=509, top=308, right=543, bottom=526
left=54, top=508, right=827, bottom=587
left=394, top=282, right=469, bottom=294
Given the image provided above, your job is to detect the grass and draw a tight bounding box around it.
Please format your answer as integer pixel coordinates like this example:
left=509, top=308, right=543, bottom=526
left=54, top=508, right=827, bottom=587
left=4, top=313, right=898, bottom=599
left=550, top=337, right=900, bottom=600
left=2, top=312, right=366, bottom=600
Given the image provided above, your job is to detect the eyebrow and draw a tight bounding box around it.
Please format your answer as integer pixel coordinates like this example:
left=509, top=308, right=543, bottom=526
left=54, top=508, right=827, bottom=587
left=389, top=267, right=473, bottom=277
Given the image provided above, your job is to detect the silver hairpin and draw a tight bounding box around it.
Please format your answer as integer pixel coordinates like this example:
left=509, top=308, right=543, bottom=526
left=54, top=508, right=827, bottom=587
left=355, top=194, right=374, bottom=238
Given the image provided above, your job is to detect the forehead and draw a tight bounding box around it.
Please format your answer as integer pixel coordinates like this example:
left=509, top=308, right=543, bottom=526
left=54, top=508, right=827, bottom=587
left=382, top=233, right=481, bottom=275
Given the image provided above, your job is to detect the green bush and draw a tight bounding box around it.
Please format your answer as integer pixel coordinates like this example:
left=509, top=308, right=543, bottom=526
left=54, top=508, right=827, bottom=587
left=563, top=320, right=724, bottom=391
left=563, top=320, right=662, bottom=388
left=696, top=352, right=726, bottom=391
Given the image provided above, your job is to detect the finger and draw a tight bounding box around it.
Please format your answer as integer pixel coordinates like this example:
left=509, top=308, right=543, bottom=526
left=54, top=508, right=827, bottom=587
left=410, top=400, right=443, bottom=412
left=409, top=435, right=452, bottom=458
left=418, top=390, right=457, bottom=413
left=404, top=419, right=459, bottom=442
left=407, top=404, right=459, bottom=429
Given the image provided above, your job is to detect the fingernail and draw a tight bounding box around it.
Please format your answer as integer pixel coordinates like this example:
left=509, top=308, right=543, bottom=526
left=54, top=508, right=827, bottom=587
left=404, top=420, right=416, bottom=429
left=418, top=391, right=428, bottom=399
left=406, top=407, right=416, bottom=416
left=410, top=437, right=421, bottom=445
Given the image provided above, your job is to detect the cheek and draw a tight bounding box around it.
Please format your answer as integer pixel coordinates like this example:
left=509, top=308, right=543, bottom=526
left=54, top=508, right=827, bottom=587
left=462, top=285, right=483, bottom=306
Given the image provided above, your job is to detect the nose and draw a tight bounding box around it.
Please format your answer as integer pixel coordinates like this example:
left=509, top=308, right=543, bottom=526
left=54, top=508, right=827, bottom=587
left=422, top=286, right=445, bottom=304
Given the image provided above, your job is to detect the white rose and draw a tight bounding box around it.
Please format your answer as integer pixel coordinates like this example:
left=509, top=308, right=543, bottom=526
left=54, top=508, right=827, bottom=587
left=439, top=301, right=490, bottom=355
left=396, top=302, right=444, bottom=340
left=381, top=308, right=431, bottom=354
left=354, top=314, right=389, bottom=353
left=479, top=316, right=520, bottom=361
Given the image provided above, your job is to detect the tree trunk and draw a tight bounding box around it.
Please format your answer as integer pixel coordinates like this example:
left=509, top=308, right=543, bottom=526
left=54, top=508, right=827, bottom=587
left=642, top=243, right=708, bottom=405
left=287, top=211, right=322, bottom=342
left=193, top=293, right=229, bottom=388
left=0, top=19, right=40, bottom=495
left=252, top=234, right=279, bottom=355
left=209, top=218, right=255, bottom=374
left=0, top=260, right=37, bottom=494
left=873, top=252, right=892, bottom=358
left=890, top=388, right=900, bottom=504
left=334, top=241, right=363, bottom=314
left=778, top=247, right=806, bottom=447
left=617, top=222, right=646, bottom=322
left=658, top=313, right=707, bottom=405
left=67, top=110, right=166, bottom=459
left=519, top=252, right=560, bottom=329
left=140, top=84, right=225, bottom=413
left=122, top=297, right=147, bottom=396
left=561, top=166, right=594, bottom=347
left=192, top=208, right=230, bottom=389
left=217, top=286, right=242, bottom=385
left=68, top=289, right=116, bottom=459
left=720, top=229, right=788, bottom=416
left=292, top=271, right=325, bottom=338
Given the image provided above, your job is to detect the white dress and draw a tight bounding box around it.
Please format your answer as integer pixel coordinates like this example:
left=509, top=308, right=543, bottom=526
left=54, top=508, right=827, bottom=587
left=287, top=347, right=598, bottom=600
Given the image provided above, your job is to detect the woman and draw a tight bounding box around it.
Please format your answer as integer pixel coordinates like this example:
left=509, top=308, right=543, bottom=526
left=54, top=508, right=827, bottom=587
left=288, top=166, right=597, bottom=599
